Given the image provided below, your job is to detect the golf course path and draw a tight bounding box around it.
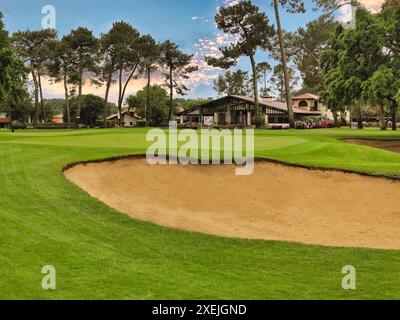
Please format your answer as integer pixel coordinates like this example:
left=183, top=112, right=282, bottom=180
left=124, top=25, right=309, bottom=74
left=65, top=158, right=400, bottom=250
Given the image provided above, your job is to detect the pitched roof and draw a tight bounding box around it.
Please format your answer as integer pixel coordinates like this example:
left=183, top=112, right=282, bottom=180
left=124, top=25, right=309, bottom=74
left=292, top=93, right=320, bottom=100
left=0, top=118, right=11, bottom=123
left=107, top=108, right=141, bottom=121
left=178, top=95, right=323, bottom=116
left=230, top=95, right=322, bottom=115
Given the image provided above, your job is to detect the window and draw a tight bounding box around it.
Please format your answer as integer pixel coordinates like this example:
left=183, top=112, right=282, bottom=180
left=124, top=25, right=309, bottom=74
left=311, top=101, right=319, bottom=111
left=299, top=100, right=308, bottom=108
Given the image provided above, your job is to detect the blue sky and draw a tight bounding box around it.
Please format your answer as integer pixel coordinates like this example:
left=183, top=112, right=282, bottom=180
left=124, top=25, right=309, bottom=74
left=0, top=0, right=364, bottom=101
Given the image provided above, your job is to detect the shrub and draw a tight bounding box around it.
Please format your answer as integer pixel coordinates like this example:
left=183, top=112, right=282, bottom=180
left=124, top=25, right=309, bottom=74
left=11, top=121, right=26, bottom=129
left=36, top=123, right=69, bottom=129
left=95, top=120, right=115, bottom=128
left=295, top=117, right=334, bottom=130
left=136, top=120, right=146, bottom=127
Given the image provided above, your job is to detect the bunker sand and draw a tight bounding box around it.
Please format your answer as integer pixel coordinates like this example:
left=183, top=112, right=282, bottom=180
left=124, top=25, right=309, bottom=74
left=346, top=139, right=400, bottom=153
left=65, top=158, right=400, bottom=250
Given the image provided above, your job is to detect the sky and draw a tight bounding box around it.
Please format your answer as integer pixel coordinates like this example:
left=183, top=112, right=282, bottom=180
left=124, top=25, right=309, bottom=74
left=0, top=0, right=386, bottom=103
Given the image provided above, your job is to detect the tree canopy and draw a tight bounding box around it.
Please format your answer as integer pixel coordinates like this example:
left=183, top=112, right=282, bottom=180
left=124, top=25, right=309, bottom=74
left=126, top=85, right=169, bottom=126
left=160, top=40, right=197, bottom=121
left=214, top=70, right=252, bottom=97
left=206, top=0, right=274, bottom=126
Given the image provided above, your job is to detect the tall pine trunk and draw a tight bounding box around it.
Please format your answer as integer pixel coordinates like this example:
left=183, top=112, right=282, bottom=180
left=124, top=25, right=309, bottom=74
left=118, top=68, right=123, bottom=127
left=31, top=69, right=40, bottom=128
left=38, top=74, right=46, bottom=123
left=7, top=95, right=14, bottom=132
left=146, top=68, right=151, bottom=127
left=103, top=73, right=112, bottom=128
left=391, top=100, right=397, bottom=131
left=332, top=109, right=339, bottom=128
left=356, top=104, right=363, bottom=129
left=249, top=55, right=260, bottom=127
left=63, top=74, right=71, bottom=129
left=75, top=68, right=83, bottom=129
left=273, top=0, right=295, bottom=128
left=168, top=67, right=174, bottom=121
left=117, top=65, right=138, bottom=127
left=378, top=103, right=387, bottom=130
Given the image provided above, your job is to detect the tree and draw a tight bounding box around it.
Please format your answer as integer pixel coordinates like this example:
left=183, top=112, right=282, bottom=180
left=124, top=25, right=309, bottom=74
left=214, top=69, right=252, bottom=96
left=126, top=85, right=169, bottom=126
left=107, top=23, right=144, bottom=127
left=140, top=35, right=160, bottom=127
left=257, top=62, right=272, bottom=97
left=160, top=40, right=198, bottom=121
left=321, top=8, right=386, bottom=129
left=270, top=0, right=359, bottom=127
left=314, top=0, right=358, bottom=13
left=272, top=0, right=307, bottom=128
left=287, top=17, right=337, bottom=93
left=0, top=11, right=13, bottom=104
left=174, top=98, right=214, bottom=110
left=270, top=64, right=298, bottom=101
left=68, top=94, right=104, bottom=128
left=207, top=0, right=274, bottom=126
left=0, top=12, right=30, bottom=130
left=47, top=39, right=76, bottom=128
left=320, top=67, right=346, bottom=127
left=98, top=22, right=142, bottom=128
left=362, top=66, right=399, bottom=130
left=12, top=29, right=57, bottom=127
left=380, top=1, right=400, bottom=130
left=98, top=23, right=120, bottom=128
left=63, top=27, right=99, bottom=128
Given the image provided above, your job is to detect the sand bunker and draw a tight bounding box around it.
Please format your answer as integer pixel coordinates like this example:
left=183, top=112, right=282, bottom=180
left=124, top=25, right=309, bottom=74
left=347, top=139, right=400, bottom=153
left=65, top=158, right=400, bottom=250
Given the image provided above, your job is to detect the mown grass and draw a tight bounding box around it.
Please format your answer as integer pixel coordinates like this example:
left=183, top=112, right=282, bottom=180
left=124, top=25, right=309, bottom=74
left=1, top=127, right=400, bottom=300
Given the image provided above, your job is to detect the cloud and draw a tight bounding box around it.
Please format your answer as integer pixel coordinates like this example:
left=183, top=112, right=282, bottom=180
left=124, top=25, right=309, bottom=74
left=187, top=31, right=242, bottom=91
left=40, top=72, right=165, bottom=105
left=192, top=16, right=209, bottom=23
left=183, top=0, right=245, bottom=93
left=361, top=0, right=386, bottom=12
left=224, top=0, right=242, bottom=7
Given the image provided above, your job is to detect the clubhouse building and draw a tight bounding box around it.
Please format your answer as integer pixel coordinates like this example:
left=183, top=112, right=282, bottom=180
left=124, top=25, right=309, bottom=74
left=177, top=93, right=334, bottom=127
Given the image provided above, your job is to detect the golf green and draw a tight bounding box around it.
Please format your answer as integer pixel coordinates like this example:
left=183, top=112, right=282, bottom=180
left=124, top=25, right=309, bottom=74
left=1, top=128, right=400, bottom=299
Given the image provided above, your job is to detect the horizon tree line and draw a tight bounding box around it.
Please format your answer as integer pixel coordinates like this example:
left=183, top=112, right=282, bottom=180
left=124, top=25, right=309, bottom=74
left=5, top=17, right=197, bottom=129
left=2, top=0, right=400, bottom=130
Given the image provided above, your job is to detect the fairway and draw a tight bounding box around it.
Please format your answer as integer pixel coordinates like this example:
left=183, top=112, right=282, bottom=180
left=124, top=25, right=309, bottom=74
left=1, top=128, right=400, bottom=299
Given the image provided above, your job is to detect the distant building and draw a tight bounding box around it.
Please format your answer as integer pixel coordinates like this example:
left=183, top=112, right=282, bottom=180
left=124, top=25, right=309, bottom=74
left=51, top=114, right=64, bottom=124
left=177, top=94, right=341, bottom=126
left=107, top=108, right=141, bottom=127
left=0, top=112, right=11, bottom=129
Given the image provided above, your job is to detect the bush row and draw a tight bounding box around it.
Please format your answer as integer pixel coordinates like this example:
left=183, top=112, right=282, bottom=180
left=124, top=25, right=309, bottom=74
left=295, top=116, right=335, bottom=129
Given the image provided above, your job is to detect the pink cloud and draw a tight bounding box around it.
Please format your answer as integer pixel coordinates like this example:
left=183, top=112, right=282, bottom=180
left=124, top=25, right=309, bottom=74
left=360, top=0, right=386, bottom=12
left=40, top=73, right=165, bottom=105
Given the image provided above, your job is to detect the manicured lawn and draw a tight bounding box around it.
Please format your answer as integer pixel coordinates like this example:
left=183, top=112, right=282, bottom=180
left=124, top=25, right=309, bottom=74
left=1, top=127, right=400, bottom=299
